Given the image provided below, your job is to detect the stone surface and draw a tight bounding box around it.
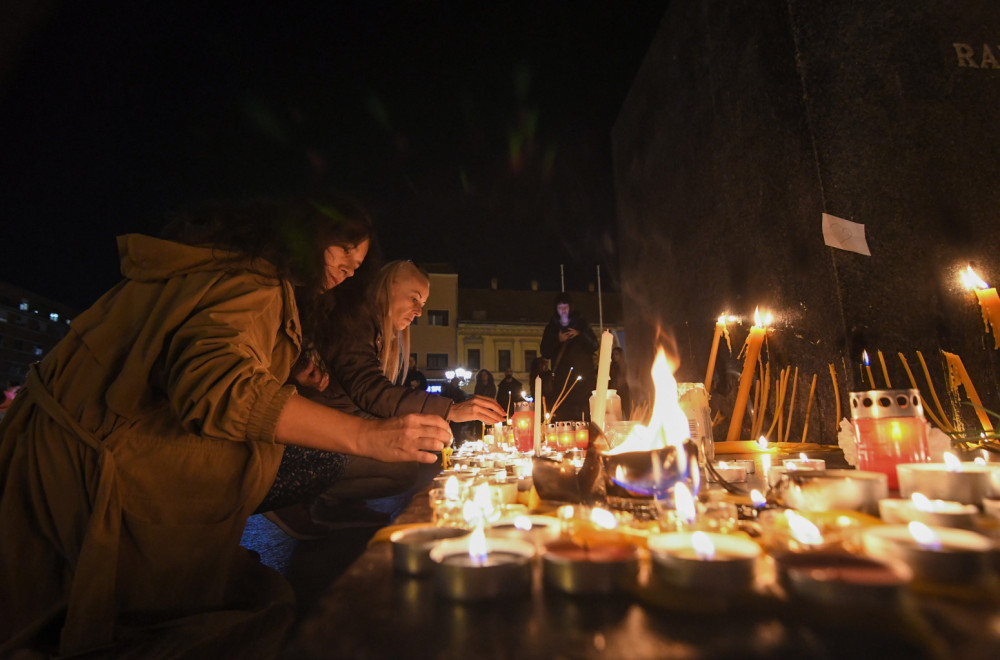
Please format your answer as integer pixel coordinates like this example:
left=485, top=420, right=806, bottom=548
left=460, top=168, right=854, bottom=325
left=613, top=0, right=1000, bottom=443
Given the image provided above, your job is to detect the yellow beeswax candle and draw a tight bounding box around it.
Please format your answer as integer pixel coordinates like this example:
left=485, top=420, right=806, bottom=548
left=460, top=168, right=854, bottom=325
left=961, top=266, right=1000, bottom=349
left=942, top=351, right=994, bottom=432
left=726, top=308, right=770, bottom=443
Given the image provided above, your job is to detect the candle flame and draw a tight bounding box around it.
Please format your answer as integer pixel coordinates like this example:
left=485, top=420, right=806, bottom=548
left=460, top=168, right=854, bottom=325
left=717, top=314, right=727, bottom=324
left=908, top=521, right=942, bottom=550
left=910, top=492, right=932, bottom=511
left=750, top=489, right=766, bottom=507
left=718, top=461, right=729, bottom=469
left=444, top=476, right=460, bottom=500
left=590, top=508, right=618, bottom=529
left=513, top=515, right=533, bottom=531
left=862, top=350, right=870, bottom=366
left=756, top=437, right=769, bottom=450
left=753, top=307, right=761, bottom=327
left=468, top=526, right=489, bottom=565
left=800, top=453, right=808, bottom=460
left=975, top=456, right=987, bottom=466
left=943, top=452, right=962, bottom=472
left=674, top=482, right=697, bottom=524
left=691, top=531, right=716, bottom=560
left=785, top=510, right=823, bottom=546
left=605, top=348, right=690, bottom=456
left=961, top=265, right=989, bottom=290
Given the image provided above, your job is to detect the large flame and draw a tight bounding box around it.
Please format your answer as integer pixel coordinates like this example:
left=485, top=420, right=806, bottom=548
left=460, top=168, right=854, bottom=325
left=605, top=348, right=690, bottom=455
left=961, top=265, right=989, bottom=290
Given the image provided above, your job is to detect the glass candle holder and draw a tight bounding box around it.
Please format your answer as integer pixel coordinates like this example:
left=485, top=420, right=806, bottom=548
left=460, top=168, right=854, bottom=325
left=544, top=423, right=559, bottom=449
left=510, top=402, right=535, bottom=453
left=573, top=421, right=590, bottom=450
left=556, top=421, right=575, bottom=451
left=850, top=389, right=929, bottom=490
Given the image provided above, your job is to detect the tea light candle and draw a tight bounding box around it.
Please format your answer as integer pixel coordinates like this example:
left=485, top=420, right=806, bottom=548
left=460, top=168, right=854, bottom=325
left=897, top=457, right=1000, bottom=505
left=774, top=551, right=911, bottom=607
left=772, top=469, right=888, bottom=515
left=429, top=528, right=535, bottom=600
left=878, top=493, right=979, bottom=530
left=391, top=525, right=470, bottom=575
left=542, top=539, right=640, bottom=595
left=712, top=461, right=748, bottom=483
left=784, top=454, right=826, bottom=471
left=487, top=514, right=561, bottom=547
left=647, top=531, right=761, bottom=593
left=862, top=522, right=995, bottom=585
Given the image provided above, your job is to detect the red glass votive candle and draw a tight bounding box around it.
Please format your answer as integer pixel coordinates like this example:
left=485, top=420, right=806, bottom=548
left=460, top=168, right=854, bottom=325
left=510, top=402, right=535, bottom=453
left=850, top=390, right=928, bottom=490
left=557, top=421, right=575, bottom=451
left=573, top=421, right=589, bottom=450
left=545, top=423, right=559, bottom=449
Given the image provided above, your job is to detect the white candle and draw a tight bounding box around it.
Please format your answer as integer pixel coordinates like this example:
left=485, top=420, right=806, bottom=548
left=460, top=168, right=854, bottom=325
left=533, top=376, right=542, bottom=455
left=590, top=330, right=614, bottom=431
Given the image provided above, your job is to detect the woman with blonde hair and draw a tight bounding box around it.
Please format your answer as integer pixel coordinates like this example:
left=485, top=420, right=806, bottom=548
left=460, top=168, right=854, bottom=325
left=265, top=260, right=506, bottom=537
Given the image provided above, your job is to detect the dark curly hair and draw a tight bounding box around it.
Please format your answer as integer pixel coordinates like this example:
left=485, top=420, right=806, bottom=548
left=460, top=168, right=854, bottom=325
left=159, top=193, right=375, bottom=293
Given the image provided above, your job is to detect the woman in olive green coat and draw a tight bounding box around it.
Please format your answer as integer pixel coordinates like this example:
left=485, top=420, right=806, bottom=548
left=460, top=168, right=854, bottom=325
left=0, top=197, right=452, bottom=658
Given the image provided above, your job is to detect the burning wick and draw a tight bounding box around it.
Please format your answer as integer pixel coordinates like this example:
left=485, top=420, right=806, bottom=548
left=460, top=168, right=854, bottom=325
left=691, top=531, right=716, bottom=561
left=942, top=452, right=963, bottom=472
left=785, top=510, right=823, bottom=547
left=467, top=526, right=489, bottom=566
left=750, top=489, right=766, bottom=508
left=907, top=521, right=942, bottom=550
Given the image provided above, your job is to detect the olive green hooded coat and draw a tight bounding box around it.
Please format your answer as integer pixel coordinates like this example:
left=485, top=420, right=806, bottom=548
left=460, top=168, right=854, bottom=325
left=0, top=235, right=301, bottom=658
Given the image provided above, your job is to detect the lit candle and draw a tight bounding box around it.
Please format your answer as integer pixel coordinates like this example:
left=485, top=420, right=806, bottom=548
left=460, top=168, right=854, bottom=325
left=390, top=525, right=470, bottom=576
left=647, top=531, right=761, bottom=594
left=862, top=350, right=875, bottom=388
left=961, top=265, right=1000, bottom=349
left=783, top=453, right=826, bottom=471
left=573, top=421, right=589, bottom=450
left=591, top=330, right=615, bottom=431
left=533, top=376, right=542, bottom=455
left=941, top=350, right=994, bottom=432
left=713, top=460, right=748, bottom=483
left=704, top=315, right=730, bottom=395
left=429, top=526, right=535, bottom=600
left=897, top=455, right=1000, bottom=505
left=862, top=521, right=994, bottom=586
left=878, top=493, right=979, bottom=530
left=726, top=308, right=770, bottom=443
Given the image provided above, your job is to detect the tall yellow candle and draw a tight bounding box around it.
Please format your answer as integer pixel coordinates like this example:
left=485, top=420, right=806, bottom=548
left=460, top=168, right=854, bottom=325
left=533, top=375, right=543, bottom=455
left=962, top=266, right=1000, bottom=349
left=726, top=308, right=769, bottom=443
left=942, top=351, right=994, bottom=432
left=591, top=330, right=614, bottom=431
left=862, top=350, right=875, bottom=388
left=704, top=315, right=729, bottom=395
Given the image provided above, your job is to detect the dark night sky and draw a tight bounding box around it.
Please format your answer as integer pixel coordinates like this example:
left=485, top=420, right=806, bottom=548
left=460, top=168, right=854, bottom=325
left=0, top=1, right=668, bottom=310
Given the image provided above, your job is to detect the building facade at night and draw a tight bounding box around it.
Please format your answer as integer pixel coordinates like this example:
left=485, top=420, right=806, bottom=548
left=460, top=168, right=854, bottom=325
left=0, top=282, right=76, bottom=388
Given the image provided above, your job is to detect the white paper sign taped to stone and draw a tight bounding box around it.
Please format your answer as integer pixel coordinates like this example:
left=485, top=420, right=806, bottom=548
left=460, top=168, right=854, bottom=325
left=822, top=213, right=871, bottom=256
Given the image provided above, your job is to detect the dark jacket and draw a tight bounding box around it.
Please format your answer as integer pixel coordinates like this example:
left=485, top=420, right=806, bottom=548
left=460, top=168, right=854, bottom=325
left=314, top=313, right=452, bottom=419
left=540, top=312, right=599, bottom=379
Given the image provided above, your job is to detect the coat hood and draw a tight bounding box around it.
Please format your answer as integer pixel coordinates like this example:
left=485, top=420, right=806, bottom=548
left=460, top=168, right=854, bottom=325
left=117, top=234, right=278, bottom=282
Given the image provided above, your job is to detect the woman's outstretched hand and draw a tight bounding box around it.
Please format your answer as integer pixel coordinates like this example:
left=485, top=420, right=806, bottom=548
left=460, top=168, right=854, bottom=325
left=446, top=395, right=507, bottom=424
left=362, top=413, right=453, bottom=463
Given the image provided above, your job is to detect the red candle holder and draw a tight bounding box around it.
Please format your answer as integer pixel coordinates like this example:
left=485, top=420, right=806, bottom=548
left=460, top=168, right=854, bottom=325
left=556, top=421, right=575, bottom=451
left=510, top=402, right=535, bottom=453
left=573, top=421, right=589, bottom=450
left=850, top=389, right=929, bottom=490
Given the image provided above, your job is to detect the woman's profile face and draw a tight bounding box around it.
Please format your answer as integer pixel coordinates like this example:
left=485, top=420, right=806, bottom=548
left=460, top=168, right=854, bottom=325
left=389, top=272, right=429, bottom=332
left=322, top=238, right=370, bottom=290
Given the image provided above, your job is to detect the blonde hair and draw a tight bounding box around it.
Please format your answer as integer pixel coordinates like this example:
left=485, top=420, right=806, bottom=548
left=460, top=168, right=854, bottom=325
left=370, top=260, right=429, bottom=383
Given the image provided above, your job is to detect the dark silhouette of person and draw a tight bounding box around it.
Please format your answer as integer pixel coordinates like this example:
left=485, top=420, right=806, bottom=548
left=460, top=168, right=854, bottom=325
left=540, top=292, right=599, bottom=422
left=495, top=367, right=523, bottom=417
left=405, top=355, right=427, bottom=390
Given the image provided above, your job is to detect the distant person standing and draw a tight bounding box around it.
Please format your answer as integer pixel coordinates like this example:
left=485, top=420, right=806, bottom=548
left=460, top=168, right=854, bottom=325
left=405, top=355, right=427, bottom=390
left=495, top=368, right=523, bottom=417
left=540, top=292, right=599, bottom=421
